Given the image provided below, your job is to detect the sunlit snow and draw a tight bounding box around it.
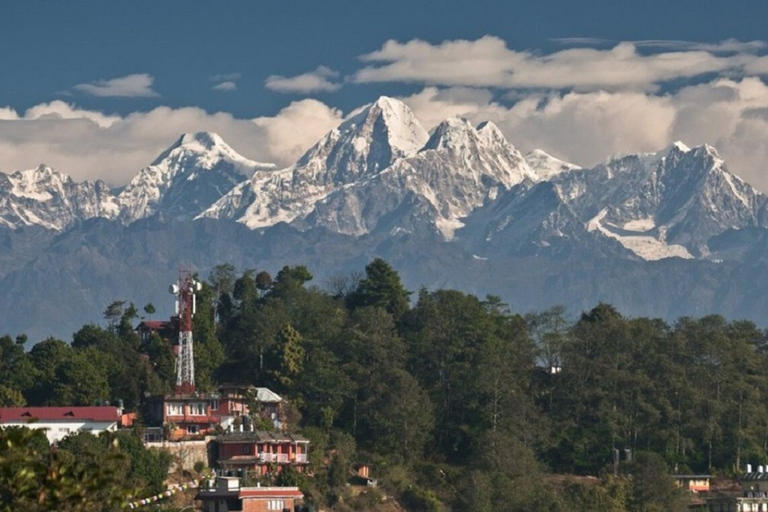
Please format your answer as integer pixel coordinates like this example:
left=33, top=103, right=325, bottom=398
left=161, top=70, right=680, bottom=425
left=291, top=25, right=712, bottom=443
left=587, top=209, right=693, bottom=260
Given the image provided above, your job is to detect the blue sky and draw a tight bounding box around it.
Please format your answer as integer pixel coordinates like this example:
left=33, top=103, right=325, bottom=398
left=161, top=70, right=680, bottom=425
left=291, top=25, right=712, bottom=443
left=4, top=0, right=768, bottom=189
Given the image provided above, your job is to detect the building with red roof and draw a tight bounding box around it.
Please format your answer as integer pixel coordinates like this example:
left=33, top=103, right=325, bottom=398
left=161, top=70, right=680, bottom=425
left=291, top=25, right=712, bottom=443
left=0, top=406, right=120, bottom=443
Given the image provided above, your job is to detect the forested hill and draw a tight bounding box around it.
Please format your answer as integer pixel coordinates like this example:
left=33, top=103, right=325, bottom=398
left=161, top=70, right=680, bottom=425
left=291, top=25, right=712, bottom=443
left=2, top=258, right=767, bottom=511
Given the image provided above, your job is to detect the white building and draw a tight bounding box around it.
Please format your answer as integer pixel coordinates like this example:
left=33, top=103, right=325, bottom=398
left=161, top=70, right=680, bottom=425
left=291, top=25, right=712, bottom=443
left=0, top=406, right=120, bottom=444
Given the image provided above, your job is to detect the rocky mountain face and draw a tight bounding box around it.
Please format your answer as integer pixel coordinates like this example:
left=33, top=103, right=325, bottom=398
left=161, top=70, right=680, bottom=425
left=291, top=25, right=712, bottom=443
left=464, top=142, right=768, bottom=262
left=198, top=96, right=431, bottom=229
left=2, top=96, right=768, bottom=341
left=117, top=132, right=275, bottom=223
left=0, top=165, right=119, bottom=230
left=299, top=117, right=537, bottom=239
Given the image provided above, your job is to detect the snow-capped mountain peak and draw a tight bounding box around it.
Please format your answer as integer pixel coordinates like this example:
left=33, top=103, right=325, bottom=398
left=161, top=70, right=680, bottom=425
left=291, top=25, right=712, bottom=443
left=422, top=117, right=479, bottom=151
left=202, top=96, right=432, bottom=230
left=118, top=132, right=275, bottom=223
left=476, top=120, right=508, bottom=147
left=150, top=131, right=272, bottom=174
left=0, top=165, right=118, bottom=230
left=296, top=113, right=539, bottom=241
left=360, top=96, right=429, bottom=157
left=423, top=118, right=513, bottom=154
left=542, top=141, right=768, bottom=261
left=294, top=95, right=428, bottom=179
left=525, top=149, right=581, bottom=180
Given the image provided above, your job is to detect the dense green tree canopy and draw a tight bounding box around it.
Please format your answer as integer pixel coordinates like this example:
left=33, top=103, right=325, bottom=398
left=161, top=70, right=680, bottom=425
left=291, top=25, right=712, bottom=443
left=4, top=258, right=768, bottom=511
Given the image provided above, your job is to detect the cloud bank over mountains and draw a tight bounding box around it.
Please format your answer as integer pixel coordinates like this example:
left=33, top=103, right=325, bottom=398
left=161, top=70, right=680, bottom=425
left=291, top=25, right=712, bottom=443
left=3, top=37, right=768, bottom=191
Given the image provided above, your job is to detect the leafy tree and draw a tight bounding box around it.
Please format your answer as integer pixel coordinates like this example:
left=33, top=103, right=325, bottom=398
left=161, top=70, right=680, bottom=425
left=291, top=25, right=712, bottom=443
left=255, top=270, right=273, bottom=296
left=27, top=338, right=73, bottom=406
left=209, top=263, right=237, bottom=295
left=402, top=289, right=497, bottom=463
left=326, top=430, right=356, bottom=489
left=192, top=279, right=225, bottom=391
left=348, top=258, right=411, bottom=320
left=142, top=303, right=156, bottom=319
left=267, top=324, right=305, bottom=392
left=0, top=334, right=34, bottom=396
left=0, top=427, right=128, bottom=512
left=140, top=331, right=175, bottom=394
left=621, top=451, right=688, bottom=512
left=53, top=347, right=111, bottom=406
left=270, top=265, right=313, bottom=300
left=0, top=385, right=25, bottom=407
left=103, top=300, right=126, bottom=331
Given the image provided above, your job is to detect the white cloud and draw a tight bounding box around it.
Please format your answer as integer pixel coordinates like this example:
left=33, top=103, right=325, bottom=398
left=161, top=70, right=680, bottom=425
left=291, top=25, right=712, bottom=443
left=353, top=36, right=764, bottom=91
left=0, top=100, right=342, bottom=186
left=252, top=98, right=343, bottom=159
left=632, top=39, right=768, bottom=54
left=556, top=38, right=768, bottom=54
left=213, top=81, right=237, bottom=92
left=210, top=73, right=241, bottom=92
left=6, top=37, right=768, bottom=195
left=397, top=87, right=495, bottom=130
left=73, top=73, right=160, bottom=98
left=0, top=107, right=20, bottom=120
left=397, top=78, right=768, bottom=191
left=265, top=66, right=342, bottom=93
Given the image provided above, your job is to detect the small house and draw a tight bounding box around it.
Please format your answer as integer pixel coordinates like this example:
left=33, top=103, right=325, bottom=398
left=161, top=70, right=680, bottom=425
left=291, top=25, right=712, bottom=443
left=196, top=476, right=303, bottom=512
left=0, top=406, right=120, bottom=444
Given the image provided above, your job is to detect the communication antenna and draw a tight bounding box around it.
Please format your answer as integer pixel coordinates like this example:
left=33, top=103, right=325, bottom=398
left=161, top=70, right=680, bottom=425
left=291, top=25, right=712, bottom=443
left=170, top=269, right=202, bottom=394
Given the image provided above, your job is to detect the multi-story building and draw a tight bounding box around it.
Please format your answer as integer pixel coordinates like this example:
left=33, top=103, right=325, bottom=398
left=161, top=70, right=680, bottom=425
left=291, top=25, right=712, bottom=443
left=197, top=476, right=303, bottom=512
left=218, top=385, right=284, bottom=431
left=142, top=385, right=285, bottom=441
left=144, top=392, right=221, bottom=440
left=217, top=429, right=310, bottom=475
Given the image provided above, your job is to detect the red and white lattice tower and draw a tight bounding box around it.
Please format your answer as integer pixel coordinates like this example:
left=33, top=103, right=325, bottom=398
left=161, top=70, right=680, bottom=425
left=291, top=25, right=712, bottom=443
left=170, top=269, right=201, bottom=394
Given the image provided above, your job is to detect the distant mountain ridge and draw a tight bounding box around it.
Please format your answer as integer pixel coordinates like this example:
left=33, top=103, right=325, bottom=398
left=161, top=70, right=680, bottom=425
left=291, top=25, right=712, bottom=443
left=2, top=96, right=768, bottom=340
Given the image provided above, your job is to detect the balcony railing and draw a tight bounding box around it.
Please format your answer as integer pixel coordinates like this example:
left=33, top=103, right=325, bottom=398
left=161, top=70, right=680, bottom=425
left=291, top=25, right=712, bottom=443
left=257, top=452, right=308, bottom=463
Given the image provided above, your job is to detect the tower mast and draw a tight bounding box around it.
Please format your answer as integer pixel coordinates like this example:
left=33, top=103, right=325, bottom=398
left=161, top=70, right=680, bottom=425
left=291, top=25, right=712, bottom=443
left=170, top=269, right=201, bottom=394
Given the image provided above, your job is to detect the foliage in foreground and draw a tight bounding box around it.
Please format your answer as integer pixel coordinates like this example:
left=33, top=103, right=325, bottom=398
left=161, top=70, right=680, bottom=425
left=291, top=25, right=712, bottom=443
left=0, top=427, right=172, bottom=512
left=2, top=258, right=766, bottom=510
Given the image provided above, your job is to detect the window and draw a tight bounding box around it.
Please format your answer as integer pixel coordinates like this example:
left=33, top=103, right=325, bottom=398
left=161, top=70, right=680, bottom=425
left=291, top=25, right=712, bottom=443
left=267, top=500, right=284, bottom=510
left=58, top=428, right=71, bottom=433
left=210, top=400, right=219, bottom=411
left=187, top=424, right=199, bottom=435
left=242, top=444, right=251, bottom=455
left=166, top=403, right=183, bottom=416
left=189, top=402, right=206, bottom=416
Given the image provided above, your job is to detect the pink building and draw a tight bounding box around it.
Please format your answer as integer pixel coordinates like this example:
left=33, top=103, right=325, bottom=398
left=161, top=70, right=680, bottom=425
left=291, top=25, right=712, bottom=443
left=217, top=430, right=309, bottom=475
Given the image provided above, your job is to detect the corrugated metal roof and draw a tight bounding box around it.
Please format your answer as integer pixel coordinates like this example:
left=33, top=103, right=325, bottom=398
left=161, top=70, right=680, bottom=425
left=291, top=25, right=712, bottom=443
left=254, top=387, right=282, bottom=403
left=0, top=406, right=119, bottom=422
